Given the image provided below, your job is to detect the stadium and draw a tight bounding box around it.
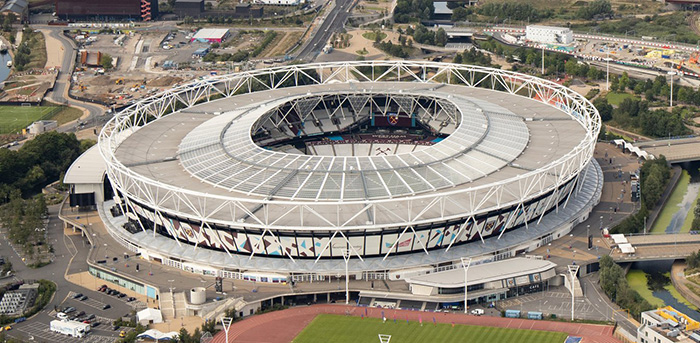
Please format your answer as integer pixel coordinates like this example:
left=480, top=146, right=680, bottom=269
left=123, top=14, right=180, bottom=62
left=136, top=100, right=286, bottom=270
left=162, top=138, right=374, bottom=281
left=80, top=61, right=602, bottom=282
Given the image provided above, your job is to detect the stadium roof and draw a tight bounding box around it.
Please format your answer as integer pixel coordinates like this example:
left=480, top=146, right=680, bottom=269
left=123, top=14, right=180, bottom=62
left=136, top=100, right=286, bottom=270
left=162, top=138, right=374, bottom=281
left=404, top=257, right=556, bottom=288
left=64, top=145, right=107, bottom=184
left=112, top=82, right=586, bottom=227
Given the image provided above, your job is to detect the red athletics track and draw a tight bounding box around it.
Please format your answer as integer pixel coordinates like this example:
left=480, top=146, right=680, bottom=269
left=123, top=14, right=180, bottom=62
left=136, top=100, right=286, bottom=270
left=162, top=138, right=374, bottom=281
left=210, top=304, right=621, bottom=343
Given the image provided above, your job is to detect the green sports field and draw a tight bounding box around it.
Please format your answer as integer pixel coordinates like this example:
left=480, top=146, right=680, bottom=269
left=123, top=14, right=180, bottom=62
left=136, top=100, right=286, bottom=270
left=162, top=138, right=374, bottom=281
left=0, top=106, right=58, bottom=134
left=292, top=314, right=568, bottom=343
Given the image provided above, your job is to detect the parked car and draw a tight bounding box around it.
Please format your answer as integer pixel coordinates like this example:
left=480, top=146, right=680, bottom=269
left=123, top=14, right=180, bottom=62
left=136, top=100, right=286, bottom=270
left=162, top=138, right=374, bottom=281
left=63, top=307, right=76, bottom=314
left=86, top=314, right=96, bottom=320
left=72, top=293, right=83, bottom=299
left=102, top=304, right=111, bottom=310
left=126, top=297, right=136, bottom=302
left=90, top=322, right=100, bottom=328
left=470, top=309, right=484, bottom=316
left=76, top=311, right=85, bottom=318
left=79, top=295, right=88, bottom=301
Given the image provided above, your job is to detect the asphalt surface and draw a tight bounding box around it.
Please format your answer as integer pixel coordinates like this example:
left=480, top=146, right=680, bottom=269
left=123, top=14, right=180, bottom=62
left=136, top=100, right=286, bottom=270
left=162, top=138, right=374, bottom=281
left=296, top=0, right=356, bottom=61
left=1, top=205, right=131, bottom=342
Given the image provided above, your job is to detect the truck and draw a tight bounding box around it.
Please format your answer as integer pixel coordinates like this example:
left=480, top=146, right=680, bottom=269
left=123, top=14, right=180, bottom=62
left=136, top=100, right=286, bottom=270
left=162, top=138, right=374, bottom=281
left=50, top=320, right=91, bottom=338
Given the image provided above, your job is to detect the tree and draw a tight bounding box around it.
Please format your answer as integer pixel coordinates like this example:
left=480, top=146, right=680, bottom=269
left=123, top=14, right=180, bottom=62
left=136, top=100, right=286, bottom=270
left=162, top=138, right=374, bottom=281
left=183, top=16, right=194, bottom=25
left=618, top=72, right=630, bottom=92
left=593, top=97, right=613, bottom=122
left=100, top=53, right=113, bottom=70
left=451, top=7, right=468, bottom=22
left=435, top=28, right=447, bottom=47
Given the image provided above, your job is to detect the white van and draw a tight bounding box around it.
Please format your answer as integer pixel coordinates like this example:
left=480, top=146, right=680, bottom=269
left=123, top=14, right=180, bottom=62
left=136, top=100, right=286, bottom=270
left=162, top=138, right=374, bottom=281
left=470, top=309, right=484, bottom=316
left=56, top=312, right=68, bottom=320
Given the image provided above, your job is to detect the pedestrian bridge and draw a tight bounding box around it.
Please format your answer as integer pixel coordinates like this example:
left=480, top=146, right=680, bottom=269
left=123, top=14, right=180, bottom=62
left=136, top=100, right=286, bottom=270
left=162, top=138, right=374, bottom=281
left=610, top=233, right=700, bottom=262
left=618, top=137, right=700, bottom=163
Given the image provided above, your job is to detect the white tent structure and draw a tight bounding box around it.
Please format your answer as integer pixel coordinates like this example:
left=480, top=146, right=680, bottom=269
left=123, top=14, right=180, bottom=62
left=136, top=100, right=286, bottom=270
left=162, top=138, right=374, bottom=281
left=137, top=308, right=163, bottom=324
left=137, top=329, right=178, bottom=341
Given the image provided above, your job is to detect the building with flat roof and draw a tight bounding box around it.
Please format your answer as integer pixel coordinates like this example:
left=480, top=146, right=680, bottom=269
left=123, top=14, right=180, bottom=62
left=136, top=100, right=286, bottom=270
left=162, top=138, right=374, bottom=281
left=0, top=0, right=28, bottom=22
left=55, top=0, right=158, bottom=21
left=638, top=306, right=700, bottom=343
left=525, top=25, right=573, bottom=45
left=191, top=28, right=230, bottom=43
left=173, top=0, right=204, bottom=18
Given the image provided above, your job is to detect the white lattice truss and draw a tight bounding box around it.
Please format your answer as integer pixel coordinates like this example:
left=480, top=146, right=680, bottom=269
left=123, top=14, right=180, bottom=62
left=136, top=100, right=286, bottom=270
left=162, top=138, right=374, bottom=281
left=99, top=61, right=600, bottom=262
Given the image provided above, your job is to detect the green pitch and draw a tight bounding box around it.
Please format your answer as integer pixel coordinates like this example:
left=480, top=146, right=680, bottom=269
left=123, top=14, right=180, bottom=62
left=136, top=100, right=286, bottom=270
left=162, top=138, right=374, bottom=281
left=0, top=106, right=58, bottom=134
left=292, top=314, right=568, bottom=343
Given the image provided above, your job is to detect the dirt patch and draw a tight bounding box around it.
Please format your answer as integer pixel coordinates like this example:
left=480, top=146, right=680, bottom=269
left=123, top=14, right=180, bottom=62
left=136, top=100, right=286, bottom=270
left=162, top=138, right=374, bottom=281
left=91, top=75, right=115, bottom=86
left=148, top=76, right=183, bottom=87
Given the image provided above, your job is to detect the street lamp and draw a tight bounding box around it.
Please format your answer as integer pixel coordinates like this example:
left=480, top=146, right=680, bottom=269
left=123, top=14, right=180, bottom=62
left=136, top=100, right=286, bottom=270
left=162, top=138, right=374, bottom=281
left=341, top=249, right=351, bottom=305
left=221, top=317, right=233, bottom=343
left=461, top=257, right=472, bottom=314
left=586, top=225, right=590, bottom=250
left=668, top=71, right=677, bottom=108
left=567, top=265, right=579, bottom=321
left=604, top=50, right=611, bottom=91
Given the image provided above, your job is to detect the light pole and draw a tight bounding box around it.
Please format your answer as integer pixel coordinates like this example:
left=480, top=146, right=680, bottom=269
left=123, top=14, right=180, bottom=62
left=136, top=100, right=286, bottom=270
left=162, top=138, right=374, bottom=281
left=605, top=50, right=611, bottom=91
left=342, top=249, right=351, bottom=305
left=221, top=317, right=233, bottom=343
left=586, top=225, right=590, bottom=250
left=668, top=71, right=676, bottom=107
left=541, top=45, right=545, bottom=75
left=461, top=257, right=472, bottom=314
left=567, top=265, right=579, bottom=321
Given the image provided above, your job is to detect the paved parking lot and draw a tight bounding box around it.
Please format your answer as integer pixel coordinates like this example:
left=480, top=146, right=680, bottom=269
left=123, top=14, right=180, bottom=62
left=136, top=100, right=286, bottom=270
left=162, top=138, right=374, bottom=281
left=496, top=287, right=608, bottom=321
left=66, top=291, right=110, bottom=311
left=15, top=322, right=123, bottom=343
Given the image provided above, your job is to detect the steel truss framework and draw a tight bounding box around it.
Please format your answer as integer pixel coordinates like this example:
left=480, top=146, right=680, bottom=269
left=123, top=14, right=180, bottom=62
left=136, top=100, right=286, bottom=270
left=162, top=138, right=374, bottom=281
left=251, top=93, right=460, bottom=136
left=99, top=61, right=600, bottom=262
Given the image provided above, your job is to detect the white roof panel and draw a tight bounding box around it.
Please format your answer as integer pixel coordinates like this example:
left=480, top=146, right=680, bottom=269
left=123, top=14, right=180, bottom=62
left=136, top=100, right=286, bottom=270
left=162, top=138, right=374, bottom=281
left=63, top=145, right=106, bottom=184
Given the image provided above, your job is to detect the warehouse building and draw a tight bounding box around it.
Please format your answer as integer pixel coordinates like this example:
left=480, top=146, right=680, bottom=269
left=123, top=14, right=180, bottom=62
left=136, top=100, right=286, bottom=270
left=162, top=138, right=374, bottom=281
left=252, top=0, right=302, bottom=6
left=190, top=28, right=230, bottom=43
left=173, top=0, right=204, bottom=18
left=525, top=25, right=573, bottom=45
left=55, top=0, right=158, bottom=21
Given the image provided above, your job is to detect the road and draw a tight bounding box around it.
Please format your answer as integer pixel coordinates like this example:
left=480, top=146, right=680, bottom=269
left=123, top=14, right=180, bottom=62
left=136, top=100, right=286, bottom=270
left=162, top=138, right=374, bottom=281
left=42, top=28, right=106, bottom=132
left=296, top=0, right=356, bottom=61
left=1, top=204, right=131, bottom=342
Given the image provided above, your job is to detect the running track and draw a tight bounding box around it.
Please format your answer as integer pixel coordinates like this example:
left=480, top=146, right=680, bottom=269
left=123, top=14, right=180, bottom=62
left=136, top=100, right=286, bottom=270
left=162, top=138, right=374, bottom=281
left=210, top=304, right=621, bottom=343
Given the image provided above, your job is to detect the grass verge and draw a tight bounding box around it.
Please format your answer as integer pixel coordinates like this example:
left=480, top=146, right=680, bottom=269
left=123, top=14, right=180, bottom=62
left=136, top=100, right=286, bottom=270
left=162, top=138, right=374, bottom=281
left=605, top=92, right=636, bottom=106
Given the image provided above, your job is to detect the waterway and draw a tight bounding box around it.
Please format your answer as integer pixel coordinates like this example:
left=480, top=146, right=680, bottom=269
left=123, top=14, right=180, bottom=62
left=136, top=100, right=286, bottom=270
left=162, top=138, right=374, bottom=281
left=630, top=261, right=700, bottom=321
left=662, top=161, right=700, bottom=233
left=0, top=53, right=11, bottom=84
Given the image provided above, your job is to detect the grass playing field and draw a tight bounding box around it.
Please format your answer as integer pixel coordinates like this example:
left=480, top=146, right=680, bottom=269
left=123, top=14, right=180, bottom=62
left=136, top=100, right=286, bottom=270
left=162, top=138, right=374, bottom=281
left=0, top=105, right=59, bottom=134
left=292, top=314, right=568, bottom=343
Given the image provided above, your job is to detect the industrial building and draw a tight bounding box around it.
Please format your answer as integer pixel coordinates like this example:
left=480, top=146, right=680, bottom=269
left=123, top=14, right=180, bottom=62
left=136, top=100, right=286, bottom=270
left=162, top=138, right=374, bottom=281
left=173, top=0, right=204, bottom=18
left=252, top=0, right=302, bottom=5
left=190, top=28, right=230, bottom=43
left=0, top=0, right=28, bottom=22
left=54, top=0, right=158, bottom=21
left=638, top=306, right=700, bottom=343
left=26, top=120, right=58, bottom=136
left=525, top=25, right=573, bottom=45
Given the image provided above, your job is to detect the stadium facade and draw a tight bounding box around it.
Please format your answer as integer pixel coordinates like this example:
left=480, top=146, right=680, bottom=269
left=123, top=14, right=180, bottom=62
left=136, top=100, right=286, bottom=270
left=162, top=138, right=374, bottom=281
left=67, top=61, right=602, bottom=283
